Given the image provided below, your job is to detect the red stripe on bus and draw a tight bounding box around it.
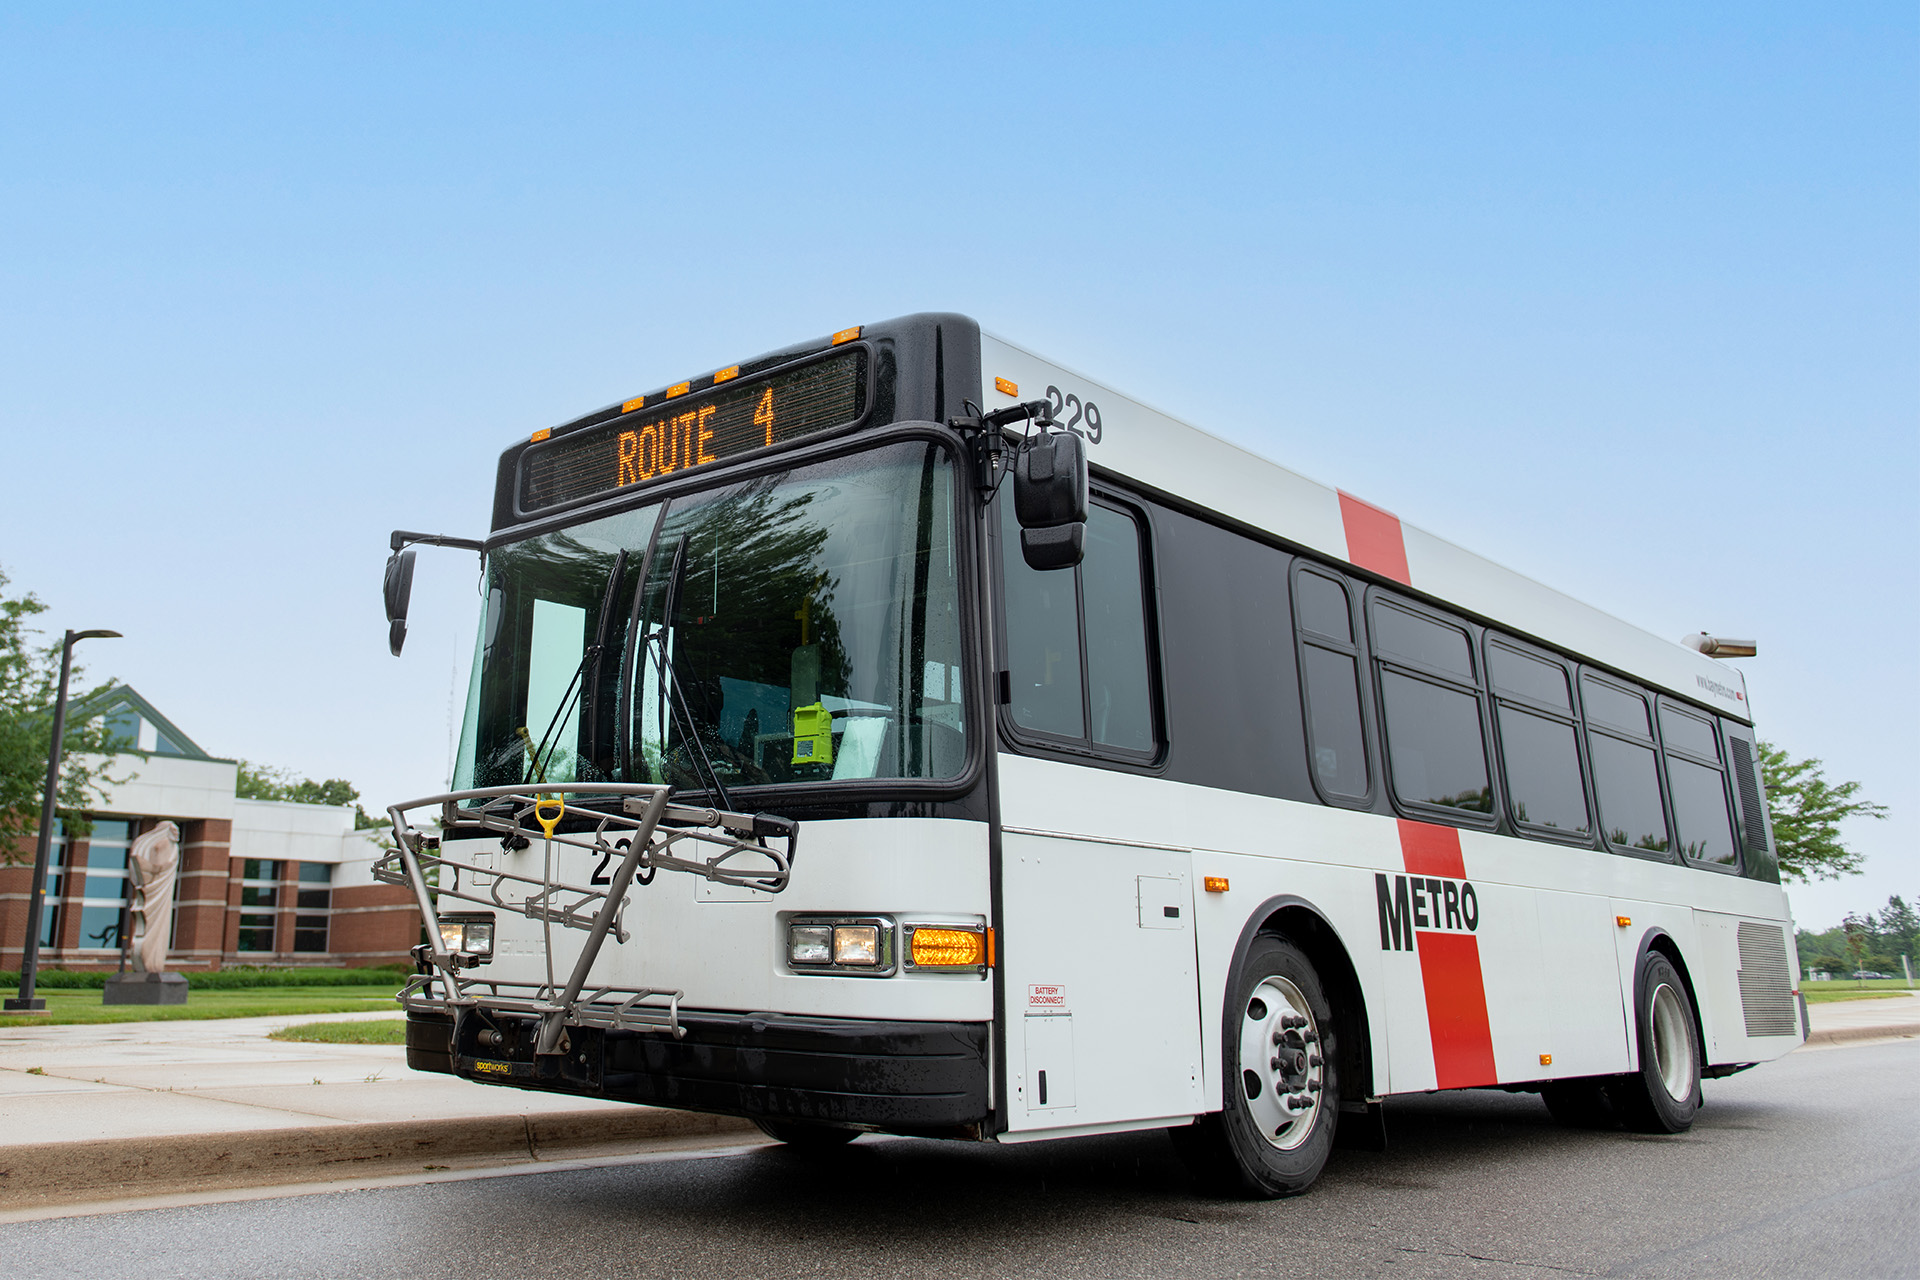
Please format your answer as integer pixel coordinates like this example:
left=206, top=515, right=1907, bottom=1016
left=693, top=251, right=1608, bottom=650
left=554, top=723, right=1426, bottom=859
left=1337, top=491, right=1411, bottom=585
left=1414, top=931, right=1499, bottom=1088
left=1397, top=820, right=1498, bottom=1088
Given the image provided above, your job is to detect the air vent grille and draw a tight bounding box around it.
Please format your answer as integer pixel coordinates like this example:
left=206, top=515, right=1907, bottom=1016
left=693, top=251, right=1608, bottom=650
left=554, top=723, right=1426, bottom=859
left=1737, top=920, right=1796, bottom=1038
left=1730, top=738, right=1770, bottom=856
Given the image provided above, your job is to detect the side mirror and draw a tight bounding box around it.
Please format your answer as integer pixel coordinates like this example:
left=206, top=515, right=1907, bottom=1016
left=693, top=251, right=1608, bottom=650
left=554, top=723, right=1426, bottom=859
left=384, top=547, right=417, bottom=656
left=1012, top=430, right=1088, bottom=570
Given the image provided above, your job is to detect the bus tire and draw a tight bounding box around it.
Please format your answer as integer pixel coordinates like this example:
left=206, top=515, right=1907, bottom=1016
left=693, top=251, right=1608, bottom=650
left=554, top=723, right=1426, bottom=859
left=753, top=1118, right=859, bottom=1148
left=1606, top=951, right=1701, bottom=1134
left=1175, top=932, right=1340, bottom=1197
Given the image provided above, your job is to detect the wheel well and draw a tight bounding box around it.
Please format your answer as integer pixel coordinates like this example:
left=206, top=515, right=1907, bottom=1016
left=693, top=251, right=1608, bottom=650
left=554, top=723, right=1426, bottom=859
left=1261, top=905, right=1374, bottom=1100
left=1644, top=931, right=1709, bottom=1068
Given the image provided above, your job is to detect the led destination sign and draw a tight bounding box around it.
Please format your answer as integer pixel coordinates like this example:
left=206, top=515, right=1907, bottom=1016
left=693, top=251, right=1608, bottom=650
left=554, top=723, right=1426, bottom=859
left=519, top=350, right=867, bottom=512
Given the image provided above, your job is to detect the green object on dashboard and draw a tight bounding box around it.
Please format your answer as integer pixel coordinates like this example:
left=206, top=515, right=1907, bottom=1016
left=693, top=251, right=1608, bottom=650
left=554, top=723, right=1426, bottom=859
left=791, top=703, right=834, bottom=766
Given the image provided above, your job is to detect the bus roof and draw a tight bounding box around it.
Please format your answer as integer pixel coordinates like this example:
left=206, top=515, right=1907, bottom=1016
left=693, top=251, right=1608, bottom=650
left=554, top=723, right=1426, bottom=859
left=980, top=329, right=1753, bottom=724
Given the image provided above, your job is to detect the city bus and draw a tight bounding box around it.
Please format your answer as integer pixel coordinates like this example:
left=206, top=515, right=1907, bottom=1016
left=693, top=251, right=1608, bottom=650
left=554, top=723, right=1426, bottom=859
left=380, top=312, right=1802, bottom=1196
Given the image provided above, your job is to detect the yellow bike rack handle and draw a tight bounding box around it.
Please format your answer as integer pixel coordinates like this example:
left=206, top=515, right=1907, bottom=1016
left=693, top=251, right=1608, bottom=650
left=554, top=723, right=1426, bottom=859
left=533, top=793, right=565, bottom=840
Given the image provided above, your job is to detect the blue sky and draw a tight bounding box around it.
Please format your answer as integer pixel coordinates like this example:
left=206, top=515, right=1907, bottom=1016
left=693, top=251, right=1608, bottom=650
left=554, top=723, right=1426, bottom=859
left=2, top=4, right=1914, bottom=930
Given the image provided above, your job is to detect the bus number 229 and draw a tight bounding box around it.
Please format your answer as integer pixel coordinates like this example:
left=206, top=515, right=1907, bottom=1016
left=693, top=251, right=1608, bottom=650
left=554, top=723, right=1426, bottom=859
left=1044, top=385, right=1103, bottom=444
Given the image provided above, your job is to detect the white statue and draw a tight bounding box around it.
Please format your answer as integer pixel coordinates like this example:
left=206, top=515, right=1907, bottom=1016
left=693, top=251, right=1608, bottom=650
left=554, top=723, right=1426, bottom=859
left=128, top=820, right=182, bottom=974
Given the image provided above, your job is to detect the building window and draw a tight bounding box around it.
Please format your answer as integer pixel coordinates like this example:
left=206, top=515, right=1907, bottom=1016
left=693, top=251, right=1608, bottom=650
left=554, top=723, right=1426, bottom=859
left=238, top=859, right=281, bottom=953
left=75, top=819, right=133, bottom=950
left=294, top=862, right=332, bottom=953
left=37, top=819, right=65, bottom=949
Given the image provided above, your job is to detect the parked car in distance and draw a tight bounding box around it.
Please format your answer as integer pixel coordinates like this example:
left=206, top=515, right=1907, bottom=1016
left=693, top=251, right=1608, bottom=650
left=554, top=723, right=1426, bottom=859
left=1850, top=970, right=1894, bottom=980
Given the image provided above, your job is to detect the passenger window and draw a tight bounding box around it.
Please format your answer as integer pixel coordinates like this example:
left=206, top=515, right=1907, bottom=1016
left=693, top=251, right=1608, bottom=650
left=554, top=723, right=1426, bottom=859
left=1490, top=644, right=1571, bottom=711
left=1294, top=568, right=1369, bottom=801
left=1373, top=604, right=1474, bottom=680
left=1669, top=757, right=1737, bottom=865
left=1295, top=572, right=1352, bottom=642
left=1372, top=598, right=1492, bottom=818
left=999, top=494, right=1156, bottom=757
left=1659, top=706, right=1718, bottom=761
left=1380, top=672, right=1493, bottom=812
left=1583, top=676, right=1669, bottom=854
left=1497, top=704, right=1589, bottom=834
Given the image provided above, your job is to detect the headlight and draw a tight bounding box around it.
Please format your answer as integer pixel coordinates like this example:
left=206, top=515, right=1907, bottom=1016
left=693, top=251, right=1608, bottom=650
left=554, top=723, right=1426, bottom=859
left=785, top=916, right=895, bottom=976
left=437, top=913, right=495, bottom=965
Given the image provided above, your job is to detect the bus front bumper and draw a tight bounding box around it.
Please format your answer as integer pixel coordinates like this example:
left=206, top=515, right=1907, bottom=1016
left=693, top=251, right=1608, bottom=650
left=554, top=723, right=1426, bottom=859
left=407, top=1008, right=991, bottom=1138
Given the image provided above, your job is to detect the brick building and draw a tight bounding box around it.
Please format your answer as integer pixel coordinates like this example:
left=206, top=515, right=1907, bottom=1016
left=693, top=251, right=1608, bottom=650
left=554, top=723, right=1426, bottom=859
left=0, top=689, right=419, bottom=973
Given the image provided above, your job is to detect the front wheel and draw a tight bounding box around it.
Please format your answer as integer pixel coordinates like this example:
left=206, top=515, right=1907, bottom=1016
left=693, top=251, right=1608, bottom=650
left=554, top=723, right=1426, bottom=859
left=1172, top=933, right=1340, bottom=1197
left=1607, top=951, right=1701, bottom=1133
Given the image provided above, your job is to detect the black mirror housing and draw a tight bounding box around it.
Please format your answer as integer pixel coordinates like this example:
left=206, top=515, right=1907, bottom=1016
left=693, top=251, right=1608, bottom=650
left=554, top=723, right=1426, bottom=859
left=1013, top=430, right=1088, bottom=529
left=1020, top=522, right=1086, bottom=572
left=384, top=548, right=417, bottom=656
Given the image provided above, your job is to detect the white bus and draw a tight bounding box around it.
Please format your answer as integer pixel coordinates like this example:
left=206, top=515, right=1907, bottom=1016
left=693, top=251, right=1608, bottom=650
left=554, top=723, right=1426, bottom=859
left=380, top=312, right=1802, bottom=1196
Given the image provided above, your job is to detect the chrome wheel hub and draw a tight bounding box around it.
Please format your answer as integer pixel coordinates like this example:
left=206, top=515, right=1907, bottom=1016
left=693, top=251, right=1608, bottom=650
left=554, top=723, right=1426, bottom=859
left=1240, top=976, right=1324, bottom=1151
left=1649, top=982, right=1697, bottom=1102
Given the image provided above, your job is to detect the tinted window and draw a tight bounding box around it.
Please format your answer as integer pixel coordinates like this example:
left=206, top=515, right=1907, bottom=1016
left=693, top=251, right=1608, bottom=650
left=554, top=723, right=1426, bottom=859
left=1490, top=645, right=1571, bottom=710
left=1295, top=572, right=1351, bottom=641
left=1081, top=506, right=1153, bottom=751
left=1302, top=645, right=1368, bottom=798
left=1498, top=704, right=1589, bottom=833
left=1659, top=706, right=1718, bottom=761
left=1373, top=605, right=1474, bottom=679
left=1583, top=677, right=1650, bottom=738
left=1381, top=670, right=1492, bottom=812
left=1670, top=756, right=1736, bottom=865
left=1589, top=733, right=1670, bottom=851
left=1003, top=498, right=1085, bottom=738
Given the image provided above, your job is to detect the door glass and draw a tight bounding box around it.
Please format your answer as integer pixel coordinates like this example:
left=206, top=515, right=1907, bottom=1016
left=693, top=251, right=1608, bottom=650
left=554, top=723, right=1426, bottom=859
left=1082, top=506, right=1153, bottom=752
left=1002, top=495, right=1085, bottom=739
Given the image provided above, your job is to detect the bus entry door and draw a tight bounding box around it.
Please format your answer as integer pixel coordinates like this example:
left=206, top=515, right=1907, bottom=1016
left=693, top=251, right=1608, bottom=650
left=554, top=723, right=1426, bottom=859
left=999, top=829, right=1205, bottom=1135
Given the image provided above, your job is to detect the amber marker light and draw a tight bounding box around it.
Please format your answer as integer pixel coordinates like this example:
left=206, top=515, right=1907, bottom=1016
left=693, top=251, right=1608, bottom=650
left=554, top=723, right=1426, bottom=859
left=909, top=927, right=986, bottom=969
left=1204, top=876, right=1230, bottom=893
left=1616, top=915, right=1633, bottom=928
left=831, top=326, right=862, bottom=345
left=713, top=365, right=739, bottom=383
left=531, top=428, right=552, bottom=442
left=1540, top=1053, right=1553, bottom=1066
left=622, top=395, right=646, bottom=412
left=994, top=376, right=1018, bottom=396
left=667, top=381, right=691, bottom=398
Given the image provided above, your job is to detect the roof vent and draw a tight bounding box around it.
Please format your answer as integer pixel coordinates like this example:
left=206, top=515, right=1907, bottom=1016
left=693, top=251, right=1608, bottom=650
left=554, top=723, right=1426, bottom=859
left=1683, top=633, right=1757, bottom=658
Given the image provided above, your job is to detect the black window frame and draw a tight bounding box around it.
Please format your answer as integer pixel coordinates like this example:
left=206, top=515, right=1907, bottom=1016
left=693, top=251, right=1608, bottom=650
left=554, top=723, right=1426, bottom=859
left=1578, top=668, right=1675, bottom=863
left=1485, top=633, right=1593, bottom=846
left=1291, top=561, right=1375, bottom=809
left=993, top=488, right=1165, bottom=769
left=1366, top=589, right=1499, bottom=830
left=1656, top=696, right=1743, bottom=875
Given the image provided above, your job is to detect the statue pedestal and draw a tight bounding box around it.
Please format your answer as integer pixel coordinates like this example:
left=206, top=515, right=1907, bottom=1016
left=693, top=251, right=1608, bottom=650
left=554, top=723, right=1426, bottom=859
left=103, top=973, right=189, bottom=1005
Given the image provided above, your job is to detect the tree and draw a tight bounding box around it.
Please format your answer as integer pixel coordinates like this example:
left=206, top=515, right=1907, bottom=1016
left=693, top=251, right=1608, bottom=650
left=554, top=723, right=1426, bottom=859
left=1759, top=741, right=1888, bottom=882
left=0, top=567, right=126, bottom=862
left=236, top=761, right=389, bottom=828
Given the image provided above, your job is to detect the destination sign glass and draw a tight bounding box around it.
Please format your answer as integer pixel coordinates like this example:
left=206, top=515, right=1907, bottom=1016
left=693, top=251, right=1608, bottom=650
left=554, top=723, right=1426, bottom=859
left=519, top=350, right=867, bottom=513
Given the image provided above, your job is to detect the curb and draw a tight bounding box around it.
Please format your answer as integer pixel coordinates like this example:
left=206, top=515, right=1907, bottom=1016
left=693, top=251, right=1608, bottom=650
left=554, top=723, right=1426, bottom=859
left=1799, top=1024, right=1920, bottom=1049
left=0, top=1107, right=758, bottom=1208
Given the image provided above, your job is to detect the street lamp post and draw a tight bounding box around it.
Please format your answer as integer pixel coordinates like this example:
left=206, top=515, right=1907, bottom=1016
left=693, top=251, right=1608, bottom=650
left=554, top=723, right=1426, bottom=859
left=6, top=628, right=121, bottom=1013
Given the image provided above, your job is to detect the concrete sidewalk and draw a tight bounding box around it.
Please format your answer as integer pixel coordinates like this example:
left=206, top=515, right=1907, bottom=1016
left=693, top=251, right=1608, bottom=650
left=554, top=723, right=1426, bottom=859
left=1, top=993, right=1915, bottom=1213
left=0, top=1011, right=754, bottom=1211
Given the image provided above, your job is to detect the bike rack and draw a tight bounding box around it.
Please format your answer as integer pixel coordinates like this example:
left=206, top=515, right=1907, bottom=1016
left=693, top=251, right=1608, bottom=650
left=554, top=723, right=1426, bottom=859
left=376, top=782, right=795, bottom=1051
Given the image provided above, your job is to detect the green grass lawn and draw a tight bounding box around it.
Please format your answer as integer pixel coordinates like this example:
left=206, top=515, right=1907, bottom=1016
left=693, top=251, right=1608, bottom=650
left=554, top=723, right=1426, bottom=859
left=269, top=1017, right=408, bottom=1045
left=1802, top=978, right=1918, bottom=1004
left=0, top=985, right=403, bottom=1028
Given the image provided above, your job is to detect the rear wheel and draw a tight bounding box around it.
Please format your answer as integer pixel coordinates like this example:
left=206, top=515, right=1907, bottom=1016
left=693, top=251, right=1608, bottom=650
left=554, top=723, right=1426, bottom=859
left=1607, top=951, right=1701, bottom=1133
left=1172, top=933, right=1340, bottom=1197
left=753, top=1118, right=860, bottom=1148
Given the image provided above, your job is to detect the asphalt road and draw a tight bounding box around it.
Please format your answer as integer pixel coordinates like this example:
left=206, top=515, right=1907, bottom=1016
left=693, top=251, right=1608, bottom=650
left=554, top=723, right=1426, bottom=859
left=4, top=1038, right=1915, bottom=1280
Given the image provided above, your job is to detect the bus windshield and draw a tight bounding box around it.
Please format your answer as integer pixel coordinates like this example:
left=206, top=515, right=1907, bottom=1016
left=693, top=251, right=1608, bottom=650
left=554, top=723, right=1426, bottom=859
left=453, top=439, right=967, bottom=796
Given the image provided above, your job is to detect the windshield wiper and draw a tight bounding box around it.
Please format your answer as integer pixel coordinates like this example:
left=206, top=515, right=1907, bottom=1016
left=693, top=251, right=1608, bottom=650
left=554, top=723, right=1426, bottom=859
left=522, top=547, right=627, bottom=786
left=641, top=533, right=735, bottom=812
